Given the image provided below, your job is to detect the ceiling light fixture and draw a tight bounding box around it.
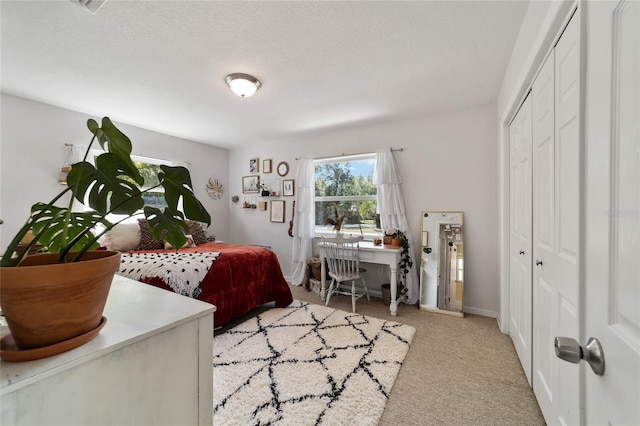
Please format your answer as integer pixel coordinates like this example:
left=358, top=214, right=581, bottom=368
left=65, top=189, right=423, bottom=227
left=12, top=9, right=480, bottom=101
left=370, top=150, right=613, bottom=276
left=225, top=73, right=261, bottom=98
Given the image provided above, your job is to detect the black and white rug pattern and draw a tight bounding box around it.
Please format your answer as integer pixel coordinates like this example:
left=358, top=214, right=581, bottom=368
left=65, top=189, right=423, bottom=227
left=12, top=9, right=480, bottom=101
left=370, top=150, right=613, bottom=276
left=213, top=300, right=416, bottom=426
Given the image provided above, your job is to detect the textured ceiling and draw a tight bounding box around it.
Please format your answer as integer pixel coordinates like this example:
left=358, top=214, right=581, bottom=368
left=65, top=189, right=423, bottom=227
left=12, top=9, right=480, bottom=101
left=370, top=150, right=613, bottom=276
left=1, top=0, right=529, bottom=148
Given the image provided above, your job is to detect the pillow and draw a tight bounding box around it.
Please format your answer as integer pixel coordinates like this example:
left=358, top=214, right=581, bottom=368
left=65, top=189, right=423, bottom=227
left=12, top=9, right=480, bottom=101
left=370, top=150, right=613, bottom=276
left=186, top=220, right=208, bottom=245
left=103, top=222, right=141, bottom=251
left=137, top=219, right=164, bottom=250
left=163, top=234, right=196, bottom=250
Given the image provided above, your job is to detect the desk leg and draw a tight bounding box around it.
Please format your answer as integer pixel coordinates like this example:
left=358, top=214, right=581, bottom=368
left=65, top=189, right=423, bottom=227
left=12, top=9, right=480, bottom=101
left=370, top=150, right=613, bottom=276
left=320, top=254, right=327, bottom=301
left=389, top=264, right=398, bottom=316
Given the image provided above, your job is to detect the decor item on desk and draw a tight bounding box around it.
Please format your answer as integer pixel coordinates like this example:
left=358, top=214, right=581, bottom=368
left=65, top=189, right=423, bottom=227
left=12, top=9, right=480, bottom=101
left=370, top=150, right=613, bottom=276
left=324, top=204, right=346, bottom=235
left=0, top=117, right=210, bottom=360
left=206, top=178, right=224, bottom=200
left=385, top=229, right=412, bottom=301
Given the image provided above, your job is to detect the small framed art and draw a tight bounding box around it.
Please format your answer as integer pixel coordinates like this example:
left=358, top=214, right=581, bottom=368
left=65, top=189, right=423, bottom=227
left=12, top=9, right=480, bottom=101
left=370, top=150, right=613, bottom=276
left=249, top=157, right=259, bottom=173
left=270, top=200, right=285, bottom=223
left=283, top=179, right=294, bottom=196
left=242, top=175, right=260, bottom=193
left=263, top=159, right=272, bottom=174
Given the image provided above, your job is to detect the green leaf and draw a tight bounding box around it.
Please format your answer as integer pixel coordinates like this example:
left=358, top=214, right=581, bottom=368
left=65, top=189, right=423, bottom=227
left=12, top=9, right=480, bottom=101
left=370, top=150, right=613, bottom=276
left=158, top=165, right=211, bottom=226
left=67, top=157, right=144, bottom=215
left=86, top=117, right=143, bottom=186
left=31, top=204, right=110, bottom=253
left=144, top=207, right=189, bottom=250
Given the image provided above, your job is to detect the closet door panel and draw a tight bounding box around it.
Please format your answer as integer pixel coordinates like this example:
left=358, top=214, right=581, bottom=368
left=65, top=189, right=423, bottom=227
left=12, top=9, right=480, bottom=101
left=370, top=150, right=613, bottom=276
left=509, top=95, right=533, bottom=384
left=532, top=50, right=557, bottom=421
left=532, top=12, right=581, bottom=426
left=554, top=16, right=581, bottom=424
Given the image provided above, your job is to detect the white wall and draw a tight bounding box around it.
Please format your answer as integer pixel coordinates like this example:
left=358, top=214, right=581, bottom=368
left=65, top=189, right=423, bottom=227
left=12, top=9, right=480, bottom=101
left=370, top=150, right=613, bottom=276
left=0, top=94, right=230, bottom=250
left=229, top=103, right=500, bottom=316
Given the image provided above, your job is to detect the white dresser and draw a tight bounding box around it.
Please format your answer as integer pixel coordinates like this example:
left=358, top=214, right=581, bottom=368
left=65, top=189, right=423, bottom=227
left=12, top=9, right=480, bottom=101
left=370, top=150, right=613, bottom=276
left=1, top=274, right=215, bottom=426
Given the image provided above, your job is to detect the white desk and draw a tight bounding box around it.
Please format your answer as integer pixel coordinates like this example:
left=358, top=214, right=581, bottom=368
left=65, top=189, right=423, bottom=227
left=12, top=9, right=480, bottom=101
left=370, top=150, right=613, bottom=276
left=319, top=241, right=401, bottom=316
left=1, top=275, right=215, bottom=426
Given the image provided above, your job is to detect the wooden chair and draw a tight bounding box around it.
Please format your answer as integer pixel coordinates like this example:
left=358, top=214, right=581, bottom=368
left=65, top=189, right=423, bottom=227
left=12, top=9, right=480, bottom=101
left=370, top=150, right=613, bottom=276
left=322, top=236, right=369, bottom=312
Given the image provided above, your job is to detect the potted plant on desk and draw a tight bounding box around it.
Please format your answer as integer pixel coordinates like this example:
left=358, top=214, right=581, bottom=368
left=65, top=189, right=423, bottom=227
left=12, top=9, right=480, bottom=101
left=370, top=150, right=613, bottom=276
left=0, top=117, right=211, bottom=359
left=386, top=229, right=412, bottom=301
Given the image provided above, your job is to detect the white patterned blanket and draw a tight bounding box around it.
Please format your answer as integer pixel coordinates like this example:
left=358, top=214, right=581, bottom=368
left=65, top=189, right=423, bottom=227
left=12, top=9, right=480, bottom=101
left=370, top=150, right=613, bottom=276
left=117, top=251, right=221, bottom=298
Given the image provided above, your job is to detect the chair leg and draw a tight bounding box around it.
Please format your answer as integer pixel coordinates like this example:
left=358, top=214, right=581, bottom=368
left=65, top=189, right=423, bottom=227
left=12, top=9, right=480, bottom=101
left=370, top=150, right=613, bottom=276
left=361, top=276, right=370, bottom=301
left=325, top=279, right=335, bottom=307
left=351, top=280, right=356, bottom=312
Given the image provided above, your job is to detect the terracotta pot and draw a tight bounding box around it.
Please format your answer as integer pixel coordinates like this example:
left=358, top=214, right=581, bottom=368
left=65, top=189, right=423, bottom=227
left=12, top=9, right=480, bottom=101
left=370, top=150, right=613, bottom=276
left=0, top=250, right=120, bottom=350
left=391, top=238, right=401, bottom=247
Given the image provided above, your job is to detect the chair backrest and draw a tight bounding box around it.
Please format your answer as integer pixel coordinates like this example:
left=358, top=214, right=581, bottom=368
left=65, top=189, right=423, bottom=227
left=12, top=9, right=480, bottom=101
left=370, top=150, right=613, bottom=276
left=322, top=236, right=364, bottom=280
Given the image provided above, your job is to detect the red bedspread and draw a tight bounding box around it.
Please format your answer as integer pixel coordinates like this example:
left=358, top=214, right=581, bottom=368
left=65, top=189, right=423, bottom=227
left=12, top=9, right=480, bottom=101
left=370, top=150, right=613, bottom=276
left=127, top=242, right=293, bottom=326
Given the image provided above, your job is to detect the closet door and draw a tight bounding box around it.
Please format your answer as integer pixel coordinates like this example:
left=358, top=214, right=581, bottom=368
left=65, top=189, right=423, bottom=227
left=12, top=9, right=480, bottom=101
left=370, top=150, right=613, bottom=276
left=532, top=12, right=580, bottom=425
left=509, top=95, right=533, bottom=384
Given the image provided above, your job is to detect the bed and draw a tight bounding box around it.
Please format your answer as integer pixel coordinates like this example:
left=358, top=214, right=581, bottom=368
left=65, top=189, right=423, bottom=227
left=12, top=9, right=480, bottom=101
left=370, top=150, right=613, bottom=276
left=115, top=241, right=294, bottom=326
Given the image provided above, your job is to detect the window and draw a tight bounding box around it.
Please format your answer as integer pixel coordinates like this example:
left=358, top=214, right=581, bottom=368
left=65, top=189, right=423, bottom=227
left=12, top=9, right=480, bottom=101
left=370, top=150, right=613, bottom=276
left=130, top=158, right=170, bottom=210
left=314, top=154, right=379, bottom=238
left=82, top=151, right=178, bottom=219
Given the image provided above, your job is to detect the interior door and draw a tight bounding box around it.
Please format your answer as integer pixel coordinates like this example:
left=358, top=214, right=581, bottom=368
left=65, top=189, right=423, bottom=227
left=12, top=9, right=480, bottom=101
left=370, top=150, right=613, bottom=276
left=583, top=0, right=640, bottom=423
left=509, top=94, right=533, bottom=384
left=532, top=11, right=581, bottom=425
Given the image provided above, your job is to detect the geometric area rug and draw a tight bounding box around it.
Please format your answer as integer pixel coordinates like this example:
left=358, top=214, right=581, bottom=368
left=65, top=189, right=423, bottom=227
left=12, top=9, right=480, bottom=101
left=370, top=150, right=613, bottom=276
left=213, top=300, right=416, bottom=425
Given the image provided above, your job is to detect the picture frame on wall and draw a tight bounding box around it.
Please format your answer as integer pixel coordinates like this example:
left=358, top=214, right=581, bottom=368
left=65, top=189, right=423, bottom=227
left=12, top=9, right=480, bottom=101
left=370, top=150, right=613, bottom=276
left=270, top=200, right=285, bottom=223
left=249, top=157, right=259, bottom=173
left=242, top=175, right=260, bottom=193
left=263, top=159, right=272, bottom=174
left=283, top=179, right=294, bottom=196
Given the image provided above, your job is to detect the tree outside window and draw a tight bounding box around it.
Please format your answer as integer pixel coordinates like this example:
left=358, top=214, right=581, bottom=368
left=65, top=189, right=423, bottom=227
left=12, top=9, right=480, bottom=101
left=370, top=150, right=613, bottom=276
left=314, top=154, right=379, bottom=237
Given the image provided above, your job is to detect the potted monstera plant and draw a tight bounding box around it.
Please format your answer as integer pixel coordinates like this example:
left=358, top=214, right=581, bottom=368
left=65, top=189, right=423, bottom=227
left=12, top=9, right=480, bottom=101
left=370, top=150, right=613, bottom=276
left=0, top=117, right=210, bottom=356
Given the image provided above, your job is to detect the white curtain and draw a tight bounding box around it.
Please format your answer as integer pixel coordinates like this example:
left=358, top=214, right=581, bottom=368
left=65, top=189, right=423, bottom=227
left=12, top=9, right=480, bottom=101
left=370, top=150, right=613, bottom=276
left=290, top=158, right=315, bottom=285
left=373, top=150, right=419, bottom=304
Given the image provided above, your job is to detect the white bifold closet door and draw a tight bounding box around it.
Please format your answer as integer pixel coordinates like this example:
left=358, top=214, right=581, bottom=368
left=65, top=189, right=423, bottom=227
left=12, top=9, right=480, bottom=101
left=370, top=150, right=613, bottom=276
left=531, top=11, right=581, bottom=425
left=509, top=94, right=533, bottom=385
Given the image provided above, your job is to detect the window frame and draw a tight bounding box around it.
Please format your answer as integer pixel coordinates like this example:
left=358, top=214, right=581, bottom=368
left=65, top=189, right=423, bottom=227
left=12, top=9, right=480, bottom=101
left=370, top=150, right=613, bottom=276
left=313, top=153, right=378, bottom=239
left=79, top=150, right=181, bottom=220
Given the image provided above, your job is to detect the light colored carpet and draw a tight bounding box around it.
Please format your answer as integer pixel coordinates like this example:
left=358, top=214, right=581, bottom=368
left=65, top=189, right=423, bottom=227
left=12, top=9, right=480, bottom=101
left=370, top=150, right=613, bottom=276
left=213, top=300, right=416, bottom=426
left=290, top=285, right=546, bottom=426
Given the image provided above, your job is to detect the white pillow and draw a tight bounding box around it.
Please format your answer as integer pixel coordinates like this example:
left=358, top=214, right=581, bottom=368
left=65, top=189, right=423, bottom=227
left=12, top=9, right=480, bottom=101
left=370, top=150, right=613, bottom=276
left=164, top=234, right=196, bottom=250
left=104, top=222, right=141, bottom=251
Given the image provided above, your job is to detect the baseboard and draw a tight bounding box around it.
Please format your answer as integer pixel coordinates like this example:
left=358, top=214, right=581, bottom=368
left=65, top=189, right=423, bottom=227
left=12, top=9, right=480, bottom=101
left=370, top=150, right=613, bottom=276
left=463, top=305, right=498, bottom=318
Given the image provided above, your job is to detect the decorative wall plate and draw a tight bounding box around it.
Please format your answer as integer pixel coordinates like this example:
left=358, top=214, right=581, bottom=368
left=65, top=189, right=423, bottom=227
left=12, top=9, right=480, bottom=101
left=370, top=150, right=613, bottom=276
left=206, top=178, right=224, bottom=199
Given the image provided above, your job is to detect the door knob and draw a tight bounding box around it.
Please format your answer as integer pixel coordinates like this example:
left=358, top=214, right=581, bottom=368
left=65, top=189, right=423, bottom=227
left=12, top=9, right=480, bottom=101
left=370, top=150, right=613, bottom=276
left=519, top=250, right=525, bottom=255
left=535, top=260, right=543, bottom=266
left=554, top=336, right=605, bottom=376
